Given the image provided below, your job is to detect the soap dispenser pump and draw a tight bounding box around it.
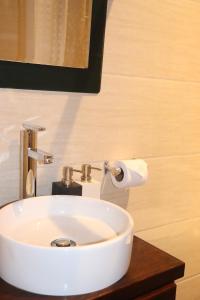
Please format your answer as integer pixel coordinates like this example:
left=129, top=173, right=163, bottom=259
left=52, top=166, right=82, bottom=196
left=77, top=164, right=102, bottom=198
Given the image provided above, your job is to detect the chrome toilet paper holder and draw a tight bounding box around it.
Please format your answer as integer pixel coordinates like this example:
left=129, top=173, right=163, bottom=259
left=104, top=161, right=124, bottom=182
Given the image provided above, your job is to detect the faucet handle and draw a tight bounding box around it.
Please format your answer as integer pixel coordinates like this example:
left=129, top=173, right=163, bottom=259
left=22, top=123, right=46, bottom=132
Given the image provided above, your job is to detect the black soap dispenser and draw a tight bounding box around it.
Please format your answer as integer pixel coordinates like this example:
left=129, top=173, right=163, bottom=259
left=52, top=166, right=82, bottom=196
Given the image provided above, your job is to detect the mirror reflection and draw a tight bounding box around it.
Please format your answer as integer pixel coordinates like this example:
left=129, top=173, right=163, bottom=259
left=0, top=0, right=92, bottom=68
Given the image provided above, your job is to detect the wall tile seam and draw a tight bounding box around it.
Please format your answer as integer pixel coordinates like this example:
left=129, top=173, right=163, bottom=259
left=3, top=151, right=200, bottom=173
left=177, top=272, right=200, bottom=283
left=177, top=272, right=200, bottom=284
left=136, top=216, right=200, bottom=236
left=102, top=71, right=200, bottom=85
left=43, top=153, right=200, bottom=163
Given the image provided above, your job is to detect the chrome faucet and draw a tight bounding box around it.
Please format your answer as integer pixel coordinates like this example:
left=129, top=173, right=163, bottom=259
left=20, top=123, right=53, bottom=199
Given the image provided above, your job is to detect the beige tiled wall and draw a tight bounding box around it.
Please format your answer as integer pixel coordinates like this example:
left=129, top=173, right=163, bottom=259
left=0, top=0, right=200, bottom=298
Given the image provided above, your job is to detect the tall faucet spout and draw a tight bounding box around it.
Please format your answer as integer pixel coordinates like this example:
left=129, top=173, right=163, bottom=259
left=20, top=123, right=53, bottom=199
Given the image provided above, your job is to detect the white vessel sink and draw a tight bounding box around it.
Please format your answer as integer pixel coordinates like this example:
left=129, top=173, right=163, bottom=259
left=0, top=195, right=134, bottom=296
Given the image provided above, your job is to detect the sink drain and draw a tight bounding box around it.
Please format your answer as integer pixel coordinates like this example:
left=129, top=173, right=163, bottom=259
left=51, top=238, right=76, bottom=247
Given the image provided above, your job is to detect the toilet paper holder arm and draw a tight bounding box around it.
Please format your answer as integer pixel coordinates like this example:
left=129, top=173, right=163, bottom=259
left=104, top=161, right=122, bottom=177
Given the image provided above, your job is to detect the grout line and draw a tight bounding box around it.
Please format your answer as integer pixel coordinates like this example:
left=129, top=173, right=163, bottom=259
left=136, top=152, right=200, bottom=160
left=103, top=71, right=200, bottom=85
left=136, top=215, right=200, bottom=234
left=53, top=152, right=200, bottom=165
left=177, top=272, right=200, bottom=284
left=89, top=153, right=200, bottom=162
left=5, top=152, right=200, bottom=173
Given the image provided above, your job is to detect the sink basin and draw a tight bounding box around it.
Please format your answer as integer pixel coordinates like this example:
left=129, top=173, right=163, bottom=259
left=0, top=195, right=134, bottom=296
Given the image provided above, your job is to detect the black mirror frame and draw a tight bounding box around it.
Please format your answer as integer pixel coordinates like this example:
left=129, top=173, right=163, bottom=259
left=0, top=0, right=108, bottom=93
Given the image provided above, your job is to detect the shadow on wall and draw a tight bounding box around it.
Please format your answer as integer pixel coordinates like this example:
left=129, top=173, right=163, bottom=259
left=101, top=173, right=129, bottom=209
left=0, top=136, right=19, bottom=205
left=36, top=94, right=83, bottom=196
left=107, top=0, right=114, bottom=15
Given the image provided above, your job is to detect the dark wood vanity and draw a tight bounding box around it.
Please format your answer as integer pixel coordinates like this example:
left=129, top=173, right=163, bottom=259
left=0, top=236, right=185, bottom=300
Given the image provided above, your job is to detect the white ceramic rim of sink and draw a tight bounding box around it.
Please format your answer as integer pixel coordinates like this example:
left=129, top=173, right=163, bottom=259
left=0, top=196, right=134, bottom=250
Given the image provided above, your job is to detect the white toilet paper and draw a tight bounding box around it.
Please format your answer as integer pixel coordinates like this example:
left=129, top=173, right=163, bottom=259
left=110, top=159, right=148, bottom=189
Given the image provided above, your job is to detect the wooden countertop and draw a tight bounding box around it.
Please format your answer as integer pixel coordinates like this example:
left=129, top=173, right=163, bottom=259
left=0, top=236, right=185, bottom=300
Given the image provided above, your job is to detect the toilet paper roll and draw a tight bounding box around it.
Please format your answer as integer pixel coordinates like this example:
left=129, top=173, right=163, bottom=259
left=110, top=159, right=148, bottom=189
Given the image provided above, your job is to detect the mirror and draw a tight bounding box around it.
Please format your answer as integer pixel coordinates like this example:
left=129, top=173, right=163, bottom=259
left=0, top=0, right=108, bottom=93
left=0, top=0, right=92, bottom=68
